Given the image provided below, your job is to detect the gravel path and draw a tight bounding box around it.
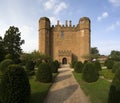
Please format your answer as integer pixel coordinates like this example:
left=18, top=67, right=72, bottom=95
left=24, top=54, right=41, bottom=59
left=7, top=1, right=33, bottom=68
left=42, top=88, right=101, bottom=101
left=44, top=65, right=91, bottom=103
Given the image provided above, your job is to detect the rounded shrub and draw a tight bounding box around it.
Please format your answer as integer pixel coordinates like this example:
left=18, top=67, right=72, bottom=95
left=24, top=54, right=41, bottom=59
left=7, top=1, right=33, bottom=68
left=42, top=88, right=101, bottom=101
left=112, top=62, right=120, bottom=73
left=25, top=60, right=35, bottom=71
left=108, top=68, right=120, bottom=103
left=82, top=62, right=99, bottom=82
left=93, top=61, right=102, bottom=71
left=105, top=59, right=114, bottom=69
left=0, top=59, right=13, bottom=73
left=0, top=64, right=31, bottom=103
left=50, top=61, right=58, bottom=73
left=70, top=61, right=77, bottom=68
left=54, top=60, right=60, bottom=68
left=35, top=59, right=42, bottom=68
left=36, top=63, right=52, bottom=83
left=74, top=61, right=83, bottom=73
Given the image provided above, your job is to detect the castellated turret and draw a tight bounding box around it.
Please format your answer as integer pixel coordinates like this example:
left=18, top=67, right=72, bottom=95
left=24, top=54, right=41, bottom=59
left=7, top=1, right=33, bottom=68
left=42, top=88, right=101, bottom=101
left=38, top=17, right=91, bottom=63
left=39, top=17, right=50, bottom=55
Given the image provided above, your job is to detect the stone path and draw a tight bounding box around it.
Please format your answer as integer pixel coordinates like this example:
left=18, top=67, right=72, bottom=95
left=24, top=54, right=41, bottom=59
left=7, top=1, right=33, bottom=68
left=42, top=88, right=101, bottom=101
left=44, top=65, right=91, bottom=103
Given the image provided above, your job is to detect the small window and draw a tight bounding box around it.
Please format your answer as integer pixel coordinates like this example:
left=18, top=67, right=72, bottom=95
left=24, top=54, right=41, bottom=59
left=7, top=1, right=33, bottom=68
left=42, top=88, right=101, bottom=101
left=61, top=31, right=64, bottom=38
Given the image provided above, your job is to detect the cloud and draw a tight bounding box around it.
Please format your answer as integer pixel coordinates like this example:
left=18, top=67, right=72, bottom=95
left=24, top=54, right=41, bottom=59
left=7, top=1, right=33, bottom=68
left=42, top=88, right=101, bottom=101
left=43, top=0, right=56, bottom=10
left=54, top=2, right=67, bottom=14
left=106, top=21, right=120, bottom=31
left=43, top=0, right=68, bottom=14
left=109, top=0, right=120, bottom=7
left=97, top=12, right=109, bottom=21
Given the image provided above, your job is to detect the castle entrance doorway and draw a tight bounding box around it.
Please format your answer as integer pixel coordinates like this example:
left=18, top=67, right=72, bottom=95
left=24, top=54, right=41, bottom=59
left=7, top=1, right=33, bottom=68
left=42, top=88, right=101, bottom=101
left=62, top=58, right=67, bottom=64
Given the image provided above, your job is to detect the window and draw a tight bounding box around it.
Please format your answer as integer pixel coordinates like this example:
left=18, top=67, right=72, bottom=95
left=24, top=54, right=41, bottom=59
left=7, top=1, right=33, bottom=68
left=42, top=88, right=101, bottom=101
left=60, top=31, right=64, bottom=38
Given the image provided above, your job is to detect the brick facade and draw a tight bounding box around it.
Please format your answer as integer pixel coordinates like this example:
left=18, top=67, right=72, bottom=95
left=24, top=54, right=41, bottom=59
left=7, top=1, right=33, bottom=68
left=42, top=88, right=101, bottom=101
left=38, top=17, right=91, bottom=64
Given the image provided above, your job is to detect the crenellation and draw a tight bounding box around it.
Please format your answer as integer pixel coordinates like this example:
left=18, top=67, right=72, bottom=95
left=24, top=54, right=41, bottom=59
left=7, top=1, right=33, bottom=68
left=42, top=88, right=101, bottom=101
left=39, top=17, right=91, bottom=64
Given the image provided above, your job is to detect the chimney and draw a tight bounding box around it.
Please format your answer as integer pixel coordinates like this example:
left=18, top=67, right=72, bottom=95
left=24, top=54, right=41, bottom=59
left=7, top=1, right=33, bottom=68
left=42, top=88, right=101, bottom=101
left=66, top=20, right=68, bottom=27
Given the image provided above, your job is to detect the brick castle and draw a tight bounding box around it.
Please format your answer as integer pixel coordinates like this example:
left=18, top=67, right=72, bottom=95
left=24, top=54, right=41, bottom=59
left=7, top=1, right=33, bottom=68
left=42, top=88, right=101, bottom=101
left=38, top=17, right=91, bottom=64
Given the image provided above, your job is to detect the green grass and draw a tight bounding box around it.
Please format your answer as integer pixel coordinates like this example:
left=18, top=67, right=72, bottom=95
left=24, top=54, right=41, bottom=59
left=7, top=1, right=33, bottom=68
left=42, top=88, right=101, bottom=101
left=73, top=72, right=111, bottom=103
left=30, top=73, right=58, bottom=103
left=99, top=69, right=114, bottom=80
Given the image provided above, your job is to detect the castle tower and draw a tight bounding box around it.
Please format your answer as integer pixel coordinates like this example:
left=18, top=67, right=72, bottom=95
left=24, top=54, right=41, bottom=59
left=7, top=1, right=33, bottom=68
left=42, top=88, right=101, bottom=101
left=38, top=17, right=50, bottom=55
left=78, top=17, right=91, bottom=62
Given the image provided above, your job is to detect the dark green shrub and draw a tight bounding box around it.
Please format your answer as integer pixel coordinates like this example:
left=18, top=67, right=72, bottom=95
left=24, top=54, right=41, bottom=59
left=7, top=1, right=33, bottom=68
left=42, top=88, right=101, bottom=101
left=25, top=60, right=35, bottom=71
left=35, top=59, right=42, bottom=67
left=74, top=61, right=83, bottom=73
left=50, top=61, right=58, bottom=73
left=0, top=65, right=31, bottom=103
left=108, top=68, right=120, bottom=103
left=112, top=62, right=120, bottom=73
left=83, top=60, right=88, bottom=66
left=0, top=59, right=13, bottom=73
left=82, top=62, right=99, bottom=82
left=36, top=63, right=52, bottom=83
left=105, top=59, right=114, bottom=69
left=70, top=61, right=77, bottom=68
left=54, top=60, right=60, bottom=68
left=93, top=61, right=102, bottom=71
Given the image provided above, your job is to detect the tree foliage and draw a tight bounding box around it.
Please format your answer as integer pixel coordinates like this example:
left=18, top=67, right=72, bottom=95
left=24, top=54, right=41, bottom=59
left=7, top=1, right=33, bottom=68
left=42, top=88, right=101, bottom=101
left=0, top=59, right=14, bottom=73
left=0, top=36, right=5, bottom=62
left=109, top=50, right=120, bottom=61
left=108, top=68, right=120, bottom=103
left=74, top=61, right=83, bottom=73
left=36, top=63, right=52, bottom=83
left=3, top=26, right=24, bottom=63
left=0, top=65, right=31, bottom=103
left=82, top=62, right=99, bottom=82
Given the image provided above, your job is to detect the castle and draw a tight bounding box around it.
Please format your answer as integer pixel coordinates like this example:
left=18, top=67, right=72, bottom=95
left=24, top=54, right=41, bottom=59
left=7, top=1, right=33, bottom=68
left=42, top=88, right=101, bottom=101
left=38, top=17, right=91, bottom=64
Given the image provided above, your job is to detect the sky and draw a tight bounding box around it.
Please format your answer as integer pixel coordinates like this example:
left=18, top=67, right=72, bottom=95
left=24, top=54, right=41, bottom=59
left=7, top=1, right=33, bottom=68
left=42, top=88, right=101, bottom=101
left=0, top=0, right=120, bottom=55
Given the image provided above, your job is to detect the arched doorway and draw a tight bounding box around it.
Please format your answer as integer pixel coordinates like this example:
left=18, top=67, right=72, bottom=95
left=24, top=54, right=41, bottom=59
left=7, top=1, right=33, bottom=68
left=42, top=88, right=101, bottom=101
left=62, top=58, right=67, bottom=64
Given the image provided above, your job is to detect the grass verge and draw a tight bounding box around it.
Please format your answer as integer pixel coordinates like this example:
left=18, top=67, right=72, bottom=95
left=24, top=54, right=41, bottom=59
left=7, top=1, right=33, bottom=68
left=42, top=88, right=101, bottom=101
left=99, top=69, right=114, bottom=80
left=30, top=73, right=58, bottom=103
left=73, top=72, right=111, bottom=103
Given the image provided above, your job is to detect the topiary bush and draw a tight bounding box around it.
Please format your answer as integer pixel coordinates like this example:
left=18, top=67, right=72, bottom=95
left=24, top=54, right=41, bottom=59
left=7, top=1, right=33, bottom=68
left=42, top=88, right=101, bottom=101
left=0, top=64, right=31, bottom=103
left=25, top=60, right=35, bottom=71
left=50, top=61, right=58, bottom=73
left=108, top=68, right=120, bottom=103
left=105, top=59, right=114, bottom=69
left=54, top=60, right=60, bottom=68
left=82, top=62, right=99, bottom=82
left=70, top=61, right=77, bottom=68
left=93, top=61, right=102, bottom=71
left=36, top=63, right=52, bottom=83
left=0, top=59, right=13, bottom=73
left=35, top=59, right=42, bottom=68
left=74, top=61, right=83, bottom=73
left=112, top=62, right=120, bottom=73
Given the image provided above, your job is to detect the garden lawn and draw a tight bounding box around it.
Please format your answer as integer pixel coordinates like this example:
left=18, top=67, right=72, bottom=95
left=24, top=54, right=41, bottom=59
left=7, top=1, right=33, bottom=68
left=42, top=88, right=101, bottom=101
left=73, top=72, right=111, bottom=103
left=30, top=73, right=58, bottom=103
left=99, top=69, right=114, bottom=80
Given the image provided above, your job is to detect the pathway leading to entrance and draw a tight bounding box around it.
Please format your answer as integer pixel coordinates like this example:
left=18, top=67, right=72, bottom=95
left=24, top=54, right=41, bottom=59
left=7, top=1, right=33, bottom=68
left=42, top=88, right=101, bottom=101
left=44, top=65, right=91, bottom=103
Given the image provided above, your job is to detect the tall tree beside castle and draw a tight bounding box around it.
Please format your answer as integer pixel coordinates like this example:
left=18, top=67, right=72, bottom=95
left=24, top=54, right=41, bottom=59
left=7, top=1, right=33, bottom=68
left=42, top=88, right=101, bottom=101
left=38, top=17, right=91, bottom=64
left=3, top=26, right=24, bottom=63
left=0, top=36, right=6, bottom=62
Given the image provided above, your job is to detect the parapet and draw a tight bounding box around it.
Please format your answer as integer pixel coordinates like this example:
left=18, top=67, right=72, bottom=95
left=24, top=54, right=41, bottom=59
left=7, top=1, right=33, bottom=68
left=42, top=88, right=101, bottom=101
left=79, top=17, right=90, bottom=23
left=39, top=17, right=50, bottom=22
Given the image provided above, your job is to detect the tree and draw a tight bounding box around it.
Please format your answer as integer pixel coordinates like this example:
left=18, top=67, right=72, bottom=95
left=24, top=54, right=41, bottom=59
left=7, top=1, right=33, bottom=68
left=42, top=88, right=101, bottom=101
left=82, top=62, right=99, bottom=82
left=3, top=26, right=24, bottom=63
left=0, top=36, right=6, bottom=62
left=108, top=68, right=120, bottom=103
left=90, top=47, right=100, bottom=60
left=0, top=65, right=31, bottom=103
left=109, top=50, right=120, bottom=61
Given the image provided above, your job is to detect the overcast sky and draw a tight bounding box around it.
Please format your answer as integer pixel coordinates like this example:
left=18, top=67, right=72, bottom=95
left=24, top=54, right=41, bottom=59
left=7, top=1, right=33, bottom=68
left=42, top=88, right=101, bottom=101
left=0, top=0, right=120, bottom=55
